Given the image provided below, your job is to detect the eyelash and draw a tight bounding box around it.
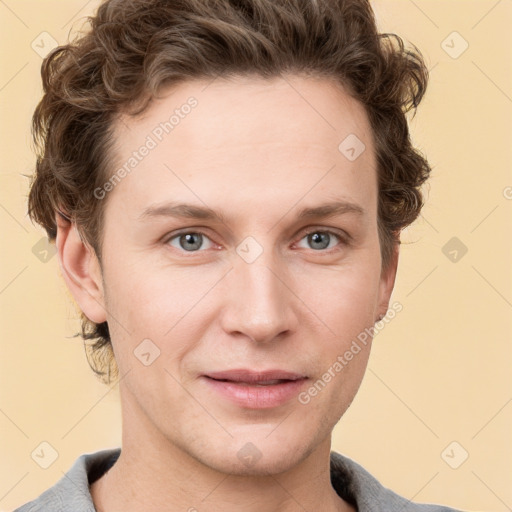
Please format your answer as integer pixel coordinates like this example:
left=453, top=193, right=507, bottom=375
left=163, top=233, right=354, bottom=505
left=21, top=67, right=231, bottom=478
left=163, top=227, right=350, bottom=255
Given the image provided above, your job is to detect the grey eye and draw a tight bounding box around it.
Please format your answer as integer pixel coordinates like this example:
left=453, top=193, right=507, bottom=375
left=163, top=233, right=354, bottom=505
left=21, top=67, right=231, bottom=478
left=168, top=232, right=213, bottom=252
left=296, top=231, right=341, bottom=251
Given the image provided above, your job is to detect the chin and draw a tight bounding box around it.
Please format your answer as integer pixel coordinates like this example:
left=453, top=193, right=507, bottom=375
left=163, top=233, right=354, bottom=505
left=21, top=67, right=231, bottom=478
left=191, top=435, right=312, bottom=477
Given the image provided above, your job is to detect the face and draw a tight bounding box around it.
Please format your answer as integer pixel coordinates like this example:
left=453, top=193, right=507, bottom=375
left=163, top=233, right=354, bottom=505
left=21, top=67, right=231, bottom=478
left=76, top=74, right=397, bottom=475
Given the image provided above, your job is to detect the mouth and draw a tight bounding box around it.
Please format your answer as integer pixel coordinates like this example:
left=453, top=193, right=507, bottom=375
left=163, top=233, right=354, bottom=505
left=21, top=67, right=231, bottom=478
left=201, top=369, right=309, bottom=409
left=206, top=377, right=299, bottom=386
left=204, top=368, right=307, bottom=383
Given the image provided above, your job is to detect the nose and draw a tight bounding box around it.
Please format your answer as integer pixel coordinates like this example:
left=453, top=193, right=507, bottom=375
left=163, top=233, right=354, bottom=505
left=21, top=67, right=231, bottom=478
left=219, top=251, right=298, bottom=344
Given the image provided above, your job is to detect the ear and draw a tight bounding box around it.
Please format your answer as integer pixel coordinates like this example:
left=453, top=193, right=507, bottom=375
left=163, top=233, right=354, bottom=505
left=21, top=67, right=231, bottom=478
left=55, top=211, right=107, bottom=324
left=375, top=242, right=400, bottom=322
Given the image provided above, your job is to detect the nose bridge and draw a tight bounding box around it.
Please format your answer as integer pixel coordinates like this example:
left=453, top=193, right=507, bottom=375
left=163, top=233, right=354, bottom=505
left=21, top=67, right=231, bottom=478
left=221, top=244, right=295, bottom=343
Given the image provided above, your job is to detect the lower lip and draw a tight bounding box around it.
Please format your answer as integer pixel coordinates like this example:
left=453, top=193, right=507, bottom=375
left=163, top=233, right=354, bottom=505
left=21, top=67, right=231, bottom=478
left=202, top=376, right=308, bottom=409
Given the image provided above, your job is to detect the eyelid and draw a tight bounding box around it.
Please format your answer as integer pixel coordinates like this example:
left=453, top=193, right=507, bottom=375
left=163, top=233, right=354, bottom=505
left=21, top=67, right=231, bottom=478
left=298, top=225, right=350, bottom=241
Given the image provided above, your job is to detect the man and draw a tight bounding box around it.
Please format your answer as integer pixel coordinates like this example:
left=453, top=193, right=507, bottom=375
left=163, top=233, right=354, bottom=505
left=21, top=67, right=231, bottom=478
left=16, top=0, right=464, bottom=510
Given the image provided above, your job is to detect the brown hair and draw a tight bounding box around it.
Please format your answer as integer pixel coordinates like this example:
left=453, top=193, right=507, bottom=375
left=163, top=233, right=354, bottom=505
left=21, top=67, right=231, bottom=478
left=27, top=0, right=431, bottom=384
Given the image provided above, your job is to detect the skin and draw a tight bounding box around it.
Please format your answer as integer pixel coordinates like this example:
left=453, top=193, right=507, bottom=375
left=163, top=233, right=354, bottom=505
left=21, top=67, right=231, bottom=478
left=56, top=74, right=398, bottom=512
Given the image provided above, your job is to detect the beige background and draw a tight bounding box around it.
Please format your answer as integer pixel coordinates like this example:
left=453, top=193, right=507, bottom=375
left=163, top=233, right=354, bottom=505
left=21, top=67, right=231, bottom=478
left=1, top=1, right=511, bottom=510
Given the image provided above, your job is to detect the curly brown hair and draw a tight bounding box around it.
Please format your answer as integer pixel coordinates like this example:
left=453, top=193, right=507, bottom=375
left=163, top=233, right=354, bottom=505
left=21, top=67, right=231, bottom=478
left=27, top=0, right=431, bottom=384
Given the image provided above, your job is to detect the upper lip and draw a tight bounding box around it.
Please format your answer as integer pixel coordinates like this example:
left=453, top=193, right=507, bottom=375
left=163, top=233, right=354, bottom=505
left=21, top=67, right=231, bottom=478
left=204, top=369, right=307, bottom=383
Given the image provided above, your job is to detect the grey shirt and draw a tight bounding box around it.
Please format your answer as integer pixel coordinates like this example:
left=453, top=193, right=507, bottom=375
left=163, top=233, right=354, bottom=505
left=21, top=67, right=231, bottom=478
left=14, top=448, right=464, bottom=511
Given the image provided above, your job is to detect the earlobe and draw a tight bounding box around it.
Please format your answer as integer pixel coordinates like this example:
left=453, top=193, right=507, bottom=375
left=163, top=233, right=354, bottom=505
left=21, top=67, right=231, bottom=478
left=376, top=243, right=400, bottom=322
left=55, top=212, right=107, bottom=324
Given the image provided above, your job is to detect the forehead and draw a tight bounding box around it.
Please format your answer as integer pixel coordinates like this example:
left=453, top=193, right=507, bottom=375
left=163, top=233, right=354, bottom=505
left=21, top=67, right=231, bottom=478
left=116, top=74, right=373, bottom=152
left=108, top=74, right=377, bottom=222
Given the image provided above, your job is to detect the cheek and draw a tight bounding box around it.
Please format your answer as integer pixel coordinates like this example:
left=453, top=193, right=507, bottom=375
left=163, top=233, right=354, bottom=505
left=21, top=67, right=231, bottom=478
left=105, top=259, right=210, bottom=331
left=299, top=257, right=382, bottom=335
left=296, top=252, right=381, bottom=396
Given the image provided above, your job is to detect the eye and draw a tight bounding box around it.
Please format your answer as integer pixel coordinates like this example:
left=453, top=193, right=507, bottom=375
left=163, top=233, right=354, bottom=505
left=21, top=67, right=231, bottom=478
left=164, top=228, right=347, bottom=254
left=166, top=231, right=215, bottom=252
left=296, top=229, right=345, bottom=251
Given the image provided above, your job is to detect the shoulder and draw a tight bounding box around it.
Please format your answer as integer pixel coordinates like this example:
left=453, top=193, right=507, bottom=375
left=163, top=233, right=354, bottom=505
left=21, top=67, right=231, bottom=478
left=330, top=450, right=466, bottom=512
left=13, top=448, right=121, bottom=512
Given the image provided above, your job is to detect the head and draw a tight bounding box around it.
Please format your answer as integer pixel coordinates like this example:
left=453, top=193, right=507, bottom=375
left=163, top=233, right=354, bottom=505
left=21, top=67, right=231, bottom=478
left=28, top=0, right=430, bottom=475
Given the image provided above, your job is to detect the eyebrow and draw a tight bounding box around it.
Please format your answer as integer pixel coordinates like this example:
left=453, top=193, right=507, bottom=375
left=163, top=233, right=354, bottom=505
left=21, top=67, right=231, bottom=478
left=137, top=200, right=365, bottom=223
